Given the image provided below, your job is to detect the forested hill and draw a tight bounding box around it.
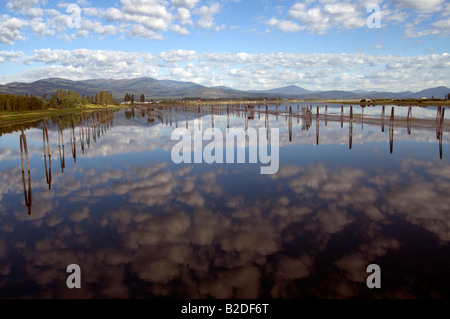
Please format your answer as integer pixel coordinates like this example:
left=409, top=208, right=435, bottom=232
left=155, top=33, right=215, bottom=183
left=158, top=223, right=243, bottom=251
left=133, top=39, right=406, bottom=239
left=1, top=77, right=448, bottom=100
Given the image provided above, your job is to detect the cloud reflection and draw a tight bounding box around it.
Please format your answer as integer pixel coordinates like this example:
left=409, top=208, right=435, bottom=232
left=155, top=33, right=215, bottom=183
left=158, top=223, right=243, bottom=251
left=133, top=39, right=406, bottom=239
left=0, top=106, right=449, bottom=299
left=0, top=155, right=449, bottom=298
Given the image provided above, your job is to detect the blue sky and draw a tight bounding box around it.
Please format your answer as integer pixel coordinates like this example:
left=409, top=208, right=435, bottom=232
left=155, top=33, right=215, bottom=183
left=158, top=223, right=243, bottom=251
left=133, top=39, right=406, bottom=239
left=0, top=0, right=449, bottom=91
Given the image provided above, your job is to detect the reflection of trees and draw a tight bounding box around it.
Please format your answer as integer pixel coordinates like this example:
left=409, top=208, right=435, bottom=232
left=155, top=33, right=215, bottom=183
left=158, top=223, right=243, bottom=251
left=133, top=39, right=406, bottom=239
left=0, top=120, right=41, bottom=137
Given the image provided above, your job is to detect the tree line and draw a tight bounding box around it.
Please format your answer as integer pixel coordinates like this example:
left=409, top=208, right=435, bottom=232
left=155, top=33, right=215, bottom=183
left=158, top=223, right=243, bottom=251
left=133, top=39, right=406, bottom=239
left=0, top=90, right=117, bottom=112
left=124, top=93, right=147, bottom=103
left=0, top=94, right=45, bottom=111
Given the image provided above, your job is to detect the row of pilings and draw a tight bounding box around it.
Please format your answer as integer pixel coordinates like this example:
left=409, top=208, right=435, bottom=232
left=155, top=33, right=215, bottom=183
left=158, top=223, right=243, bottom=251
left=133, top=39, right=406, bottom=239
left=19, top=109, right=115, bottom=215
left=137, top=103, right=446, bottom=155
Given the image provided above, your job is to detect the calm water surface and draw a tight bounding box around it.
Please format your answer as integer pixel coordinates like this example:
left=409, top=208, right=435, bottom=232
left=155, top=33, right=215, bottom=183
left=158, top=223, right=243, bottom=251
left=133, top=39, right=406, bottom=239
left=0, top=103, right=449, bottom=298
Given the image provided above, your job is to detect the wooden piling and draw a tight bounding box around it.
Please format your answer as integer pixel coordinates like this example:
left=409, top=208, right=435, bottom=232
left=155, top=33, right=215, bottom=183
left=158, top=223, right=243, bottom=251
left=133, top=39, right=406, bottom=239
left=58, top=118, right=65, bottom=173
left=20, top=128, right=32, bottom=215
left=42, top=121, right=52, bottom=190
left=389, top=107, right=395, bottom=154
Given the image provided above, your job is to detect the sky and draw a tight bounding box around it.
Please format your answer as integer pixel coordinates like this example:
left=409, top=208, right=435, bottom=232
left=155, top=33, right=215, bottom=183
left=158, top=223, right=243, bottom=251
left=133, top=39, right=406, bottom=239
left=0, top=0, right=449, bottom=92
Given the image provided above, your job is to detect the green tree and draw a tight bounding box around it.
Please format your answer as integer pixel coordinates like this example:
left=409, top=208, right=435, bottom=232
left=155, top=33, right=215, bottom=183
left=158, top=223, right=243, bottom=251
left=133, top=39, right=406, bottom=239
left=101, top=91, right=107, bottom=105
left=140, top=93, right=145, bottom=103
left=131, top=94, right=135, bottom=104
left=49, top=95, right=58, bottom=108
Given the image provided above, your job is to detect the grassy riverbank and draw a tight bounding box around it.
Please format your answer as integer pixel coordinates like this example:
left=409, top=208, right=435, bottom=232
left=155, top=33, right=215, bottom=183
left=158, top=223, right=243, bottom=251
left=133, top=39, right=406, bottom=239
left=0, top=104, right=123, bottom=127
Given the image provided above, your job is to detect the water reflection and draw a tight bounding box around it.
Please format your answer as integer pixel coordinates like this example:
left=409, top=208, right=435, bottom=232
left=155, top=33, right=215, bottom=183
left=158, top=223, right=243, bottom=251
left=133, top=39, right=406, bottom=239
left=70, top=116, right=76, bottom=163
left=0, top=104, right=449, bottom=299
left=10, top=104, right=449, bottom=215
left=2, top=158, right=450, bottom=298
left=137, top=103, right=447, bottom=159
left=390, top=107, right=395, bottom=154
left=13, top=110, right=116, bottom=215
left=407, top=106, right=412, bottom=135
left=20, top=128, right=32, bottom=215
left=349, top=107, right=353, bottom=150
left=58, top=118, right=65, bottom=173
left=42, top=121, right=51, bottom=190
left=437, top=107, right=445, bottom=160
left=316, top=106, right=320, bottom=145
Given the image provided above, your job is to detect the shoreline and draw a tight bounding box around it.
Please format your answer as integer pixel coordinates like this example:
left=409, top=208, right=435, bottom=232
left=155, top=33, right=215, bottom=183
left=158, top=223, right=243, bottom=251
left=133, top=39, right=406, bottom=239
left=0, top=104, right=124, bottom=128
left=1, top=99, right=448, bottom=127
left=172, top=99, right=450, bottom=107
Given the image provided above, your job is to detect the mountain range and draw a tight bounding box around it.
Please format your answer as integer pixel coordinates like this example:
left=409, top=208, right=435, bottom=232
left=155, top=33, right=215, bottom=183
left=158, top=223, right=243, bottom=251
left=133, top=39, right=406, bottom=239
left=0, top=77, right=448, bottom=101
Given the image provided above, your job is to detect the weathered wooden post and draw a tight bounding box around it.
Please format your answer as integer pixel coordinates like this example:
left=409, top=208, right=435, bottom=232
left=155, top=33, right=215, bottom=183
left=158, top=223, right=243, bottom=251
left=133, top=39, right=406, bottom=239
left=58, top=118, right=65, bottom=173
left=436, top=106, right=442, bottom=128
left=349, top=108, right=353, bottom=150
left=389, top=107, right=395, bottom=154
left=212, top=105, right=215, bottom=132
left=316, top=106, right=320, bottom=146
left=289, top=106, right=293, bottom=142
left=20, top=128, right=32, bottom=215
left=361, top=105, right=364, bottom=130
left=70, top=116, right=77, bottom=162
left=438, top=108, right=445, bottom=160
left=407, top=106, right=412, bottom=135
left=87, top=118, right=91, bottom=149
left=79, top=116, right=85, bottom=155
left=42, top=121, right=52, bottom=190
